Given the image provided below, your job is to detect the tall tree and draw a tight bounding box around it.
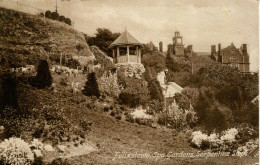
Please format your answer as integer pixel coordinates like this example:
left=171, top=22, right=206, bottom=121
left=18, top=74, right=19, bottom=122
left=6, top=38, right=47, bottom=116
left=33, top=60, right=52, bottom=89
left=87, top=28, right=120, bottom=56
left=82, top=72, right=100, bottom=98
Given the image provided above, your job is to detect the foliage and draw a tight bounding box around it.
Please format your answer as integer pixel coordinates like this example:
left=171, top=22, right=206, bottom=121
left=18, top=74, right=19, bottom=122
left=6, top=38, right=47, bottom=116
left=98, top=70, right=120, bottom=98
left=181, top=87, right=200, bottom=107
left=147, top=100, right=163, bottom=115
left=118, top=72, right=149, bottom=108
left=32, top=60, right=52, bottom=89
left=44, top=10, right=71, bottom=26
left=116, top=63, right=145, bottom=79
left=193, top=87, right=228, bottom=133
left=65, top=58, right=81, bottom=69
left=0, top=106, right=23, bottom=137
left=89, top=46, right=115, bottom=71
left=0, top=72, right=18, bottom=111
left=148, top=80, right=164, bottom=102
left=166, top=53, right=179, bottom=72
left=0, top=137, right=34, bottom=165
left=189, top=127, right=258, bottom=153
left=167, top=98, right=197, bottom=129
left=191, top=131, right=208, bottom=148
left=141, top=42, right=158, bottom=55
left=166, top=70, right=191, bottom=87
left=142, top=53, right=166, bottom=73
left=51, top=12, right=59, bottom=20
left=190, top=62, right=258, bottom=124
left=82, top=72, right=100, bottom=98
left=239, top=101, right=259, bottom=126
left=87, top=28, right=120, bottom=56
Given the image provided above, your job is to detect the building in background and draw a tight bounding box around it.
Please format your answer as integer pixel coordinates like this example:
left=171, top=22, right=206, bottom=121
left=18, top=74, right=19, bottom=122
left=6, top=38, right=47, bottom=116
left=211, top=43, right=250, bottom=73
left=172, top=31, right=184, bottom=56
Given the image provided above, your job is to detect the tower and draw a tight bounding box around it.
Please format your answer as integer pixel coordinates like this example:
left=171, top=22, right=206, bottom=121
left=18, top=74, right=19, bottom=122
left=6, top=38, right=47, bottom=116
left=172, top=31, right=184, bottom=56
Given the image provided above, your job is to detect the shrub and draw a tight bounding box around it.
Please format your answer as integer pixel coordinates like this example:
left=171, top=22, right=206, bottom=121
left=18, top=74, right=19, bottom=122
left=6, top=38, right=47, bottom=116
left=98, top=70, right=120, bottom=98
left=118, top=74, right=149, bottom=108
left=0, top=137, right=34, bottom=165
left=65, top=58, right=80, bottom=69
left=65, top=18, right=71, bottom=26
left=32, top=60, right=52, bottom=89
left=148, top=80, right=164, bottom=102
left=45, top=10, right=51, bottom=18
left=119, top=93, right=140, bottom=108
left=59, top=15, right=66, bottom=23
left=191, top=131, right=208, bottom=148
left=147, top=100, right=163, bottom=115
left=0, top=106, right=23, bottom=137
left=82, top=72, right=100, bottom=98
left=51, top=12, right=59, bottom=20
left=0, top=72, right=18, bottom=111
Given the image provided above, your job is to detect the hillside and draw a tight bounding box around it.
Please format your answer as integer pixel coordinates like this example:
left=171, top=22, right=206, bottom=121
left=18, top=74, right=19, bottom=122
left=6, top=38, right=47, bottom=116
left=0, top=7, right=258, bottom=165
left=0, top=7, right=93, bottom=68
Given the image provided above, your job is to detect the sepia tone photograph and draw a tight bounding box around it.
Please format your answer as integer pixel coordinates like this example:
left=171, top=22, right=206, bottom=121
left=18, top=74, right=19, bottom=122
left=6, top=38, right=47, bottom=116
left=0, top=0, right=259, bottom=164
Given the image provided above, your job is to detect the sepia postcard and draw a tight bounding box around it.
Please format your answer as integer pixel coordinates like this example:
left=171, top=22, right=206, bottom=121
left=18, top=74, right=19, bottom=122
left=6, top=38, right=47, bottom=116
left=0, top=0, right=259, bottom=164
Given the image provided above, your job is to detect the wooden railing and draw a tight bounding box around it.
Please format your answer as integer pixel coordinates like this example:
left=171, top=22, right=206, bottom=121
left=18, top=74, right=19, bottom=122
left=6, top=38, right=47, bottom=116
left=115, top=55, right=139, bottom=63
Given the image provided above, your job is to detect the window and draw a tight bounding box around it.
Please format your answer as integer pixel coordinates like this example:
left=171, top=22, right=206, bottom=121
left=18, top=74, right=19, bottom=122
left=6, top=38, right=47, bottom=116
left=230, top=63, right=238, bottom=68
left=230, top=56, right=236, bottom=62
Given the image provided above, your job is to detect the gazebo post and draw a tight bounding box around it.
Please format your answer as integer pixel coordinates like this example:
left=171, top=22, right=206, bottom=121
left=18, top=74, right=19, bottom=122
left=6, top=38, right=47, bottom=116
left=139, top=47, right=141, bottom=63
left=136, top=46, right=139, bottom=63
left=127, top=45, right=129, bottom=63
left=112, top=49, right=115, bottom=63
left=117, top=46, right=119, bottom=63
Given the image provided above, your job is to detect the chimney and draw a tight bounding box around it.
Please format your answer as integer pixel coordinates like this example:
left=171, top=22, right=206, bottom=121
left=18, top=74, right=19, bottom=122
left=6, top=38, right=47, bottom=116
left=189, top=45, right=193, bottom=52
left=159, top=41, right=163, bottom=53
left=218, top=43, right=221, bottom=52
left=242, top=44, right=247, bottom=55
left=211, top=45, right=216, bottom=54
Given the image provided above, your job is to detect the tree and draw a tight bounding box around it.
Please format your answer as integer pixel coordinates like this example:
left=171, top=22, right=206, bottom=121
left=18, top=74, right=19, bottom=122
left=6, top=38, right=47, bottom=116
left=51, top=12, right=59, bottom=20
left=45, top=10, right=51, bottom=18
left=87, top=28, right=120, bottom=56
left=65, top=18, right=71, bottom=26
left=33, top=60, right=52, bottom=89
left=59, top=15, right=66, bottom=23
left=82, top=72, right=100, bottom=98
left=0, top=72, right=18, bottom=111
left=148, top=80, right=164, bottom=102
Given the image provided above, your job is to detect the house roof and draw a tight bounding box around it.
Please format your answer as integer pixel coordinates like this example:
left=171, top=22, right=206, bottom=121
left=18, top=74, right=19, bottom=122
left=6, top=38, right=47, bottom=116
left=109, top=30, right=142, bottom=48
left=221, top=43, right=241, bottom=55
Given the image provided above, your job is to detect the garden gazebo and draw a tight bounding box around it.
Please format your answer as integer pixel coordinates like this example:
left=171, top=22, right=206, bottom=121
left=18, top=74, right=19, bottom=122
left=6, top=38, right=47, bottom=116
left=109, top=29, right=143, bottom=64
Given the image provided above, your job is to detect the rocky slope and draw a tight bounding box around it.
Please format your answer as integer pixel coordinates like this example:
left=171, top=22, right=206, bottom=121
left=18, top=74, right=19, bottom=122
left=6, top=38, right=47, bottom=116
left=0, top=7, right=93, bottom=68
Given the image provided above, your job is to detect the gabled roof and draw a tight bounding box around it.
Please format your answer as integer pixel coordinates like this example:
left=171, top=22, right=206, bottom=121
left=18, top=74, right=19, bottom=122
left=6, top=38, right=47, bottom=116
left=221, top=43, right=242, bottom=56
left=109, top=30, right=142, bottom=48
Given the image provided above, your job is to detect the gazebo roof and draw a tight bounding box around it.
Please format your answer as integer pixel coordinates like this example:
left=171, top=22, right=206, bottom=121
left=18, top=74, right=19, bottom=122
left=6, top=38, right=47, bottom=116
left=109, top=30, right=142, bottom=48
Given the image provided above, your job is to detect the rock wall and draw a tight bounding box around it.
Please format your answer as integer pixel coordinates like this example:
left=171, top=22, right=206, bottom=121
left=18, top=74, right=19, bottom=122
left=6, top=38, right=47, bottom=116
left=116, top=63, right=145, bottom=79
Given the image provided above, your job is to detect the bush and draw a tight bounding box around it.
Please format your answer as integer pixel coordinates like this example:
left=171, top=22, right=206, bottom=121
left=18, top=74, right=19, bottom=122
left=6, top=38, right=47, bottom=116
left=51, top=12, right=59, bottom=20
left=0, top=72, right=18, bottom=111
left=59, top=15, right=66, bottom=23
left=45, top=10, right=51, bottom=18
left=0, top=106, right=23, bottom=137
left=65, top=18, right=71, bottom=26
left=0, top=137, right=34, bottom=165
left=98, top=70, right=120, bottom=98
left=119, top=93, right=140, bottom=108
left=118, top=74, right=149, bottom=108
left=32, top=60, right=52, bottom=89
left=148, top=80, right=164, bottom=102
left=82, top=72, right=100, bottom=98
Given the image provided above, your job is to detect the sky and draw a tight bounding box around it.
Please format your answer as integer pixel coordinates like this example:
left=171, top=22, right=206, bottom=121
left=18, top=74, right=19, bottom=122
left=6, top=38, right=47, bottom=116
left=0, top=0, right=259, bottom=71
